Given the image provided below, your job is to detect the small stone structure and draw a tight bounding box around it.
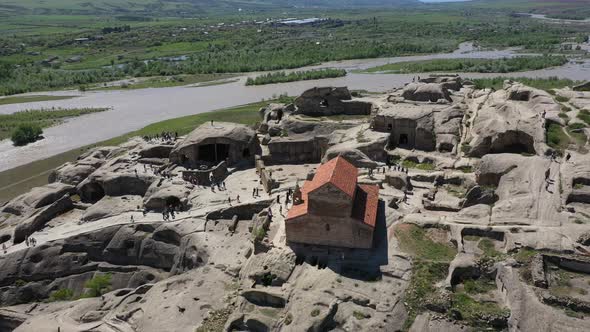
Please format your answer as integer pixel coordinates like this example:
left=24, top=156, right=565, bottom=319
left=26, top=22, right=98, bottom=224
left=181, top=161, right=228, bottom=186
left=372, top=102, right=440, bottom=151
left=170, top=122, right=258, bottom=168
left=293, top=87, right=372, bottom=117
left=266, top=136, right=329, bottom=164
left=255, top=155, right=279, bottom=193
left=285, top=156, right=379, bottom=249
left=402, top=82, right=452, bottom=102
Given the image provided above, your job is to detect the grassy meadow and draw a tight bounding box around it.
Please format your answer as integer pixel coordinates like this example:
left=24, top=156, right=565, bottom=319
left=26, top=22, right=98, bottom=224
left=0, top=107, right=109, bottom=140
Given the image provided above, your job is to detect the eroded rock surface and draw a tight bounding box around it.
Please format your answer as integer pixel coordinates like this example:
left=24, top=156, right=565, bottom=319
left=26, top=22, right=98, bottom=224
left=3, top=77, right=590, bottom=332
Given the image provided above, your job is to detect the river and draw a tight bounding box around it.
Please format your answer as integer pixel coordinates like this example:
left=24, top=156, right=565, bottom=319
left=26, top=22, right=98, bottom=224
left=0, top=43, right=589, bottom=172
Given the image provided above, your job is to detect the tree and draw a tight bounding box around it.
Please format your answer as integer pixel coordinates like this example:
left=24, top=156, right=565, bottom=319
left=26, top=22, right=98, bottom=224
left=11, top=123, right=43, bottom=146
left=83, top=273, right=112, bottom=297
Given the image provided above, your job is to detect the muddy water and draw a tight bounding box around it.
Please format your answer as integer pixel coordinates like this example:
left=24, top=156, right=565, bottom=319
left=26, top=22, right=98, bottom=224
left=0, top=43, right=589, bottom=172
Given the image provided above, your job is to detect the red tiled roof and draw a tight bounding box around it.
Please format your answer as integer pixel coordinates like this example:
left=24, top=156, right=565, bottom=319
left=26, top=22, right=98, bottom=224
left=353, top=184, right=380, bottom=227
left=304, top=156, right=358, bottom=197
left=286, top=156, right=365, bottom=222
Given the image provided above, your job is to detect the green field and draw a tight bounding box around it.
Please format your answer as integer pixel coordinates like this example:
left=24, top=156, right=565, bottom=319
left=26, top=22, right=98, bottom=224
left=0, top=95, right=76, bottom=105
left=0, top=107, right=109, bottom=140
left=1, top=0, right=588, bottom=96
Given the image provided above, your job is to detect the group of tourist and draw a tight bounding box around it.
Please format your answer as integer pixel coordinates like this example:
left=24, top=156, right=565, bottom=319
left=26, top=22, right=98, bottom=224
left=141, top=163, right=165, bottom=176
left=367, top=164, right=408, bottom=178
left=162, top=206, right=177, bottom=221
left=1, top=236, right=37, bottom=254
left=252, top=187, right=262, bottom=197
left=389, top=164, right=409, bottom=174
left=186, top=175, right=200, bottom=187
left=142, top=131, right=179, bottom=144
left=25, top=236, right=37, bottom=247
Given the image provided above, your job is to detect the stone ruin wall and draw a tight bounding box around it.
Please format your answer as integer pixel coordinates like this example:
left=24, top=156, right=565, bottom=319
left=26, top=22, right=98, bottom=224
left=266, top=137, right=329, bottom=165
left=286, top=214, right=373, bottom=250
left=255, top=155, right=278, bottom=194
left=181, top=161, right=228, bottom=185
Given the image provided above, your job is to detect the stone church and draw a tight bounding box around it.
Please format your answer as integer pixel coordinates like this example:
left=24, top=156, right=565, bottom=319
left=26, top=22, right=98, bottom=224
left=285, top=156, right=379, bottom=249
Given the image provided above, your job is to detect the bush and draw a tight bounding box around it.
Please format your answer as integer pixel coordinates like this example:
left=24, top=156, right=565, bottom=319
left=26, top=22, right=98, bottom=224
left=14, top=279, right=27, bottom=287
left=83, top=273, right=112, bottom=297
left=246, top=69, right=347, bottom=86
left=568, top=123, right=587, bottom=130
left=50, top=288, right=74, bottom=301
left=555, top=95, right=570, bottom=103
left=578, top=110, right=590, bottom=125
left=11, top=123, right=42, bottom=146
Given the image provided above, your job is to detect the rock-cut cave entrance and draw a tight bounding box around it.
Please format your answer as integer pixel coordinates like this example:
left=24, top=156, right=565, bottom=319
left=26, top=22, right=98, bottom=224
left=85, top=182, right=105, bottom=203
left=166, top=196, right=181, bottom=209
left=198, top=143, right=230, bottom=163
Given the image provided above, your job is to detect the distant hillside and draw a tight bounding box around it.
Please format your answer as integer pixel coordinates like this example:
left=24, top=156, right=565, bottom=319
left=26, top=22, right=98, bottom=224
left=0, top=0, right=420, bottom=16
left=458, top=0, right=590, bottom=20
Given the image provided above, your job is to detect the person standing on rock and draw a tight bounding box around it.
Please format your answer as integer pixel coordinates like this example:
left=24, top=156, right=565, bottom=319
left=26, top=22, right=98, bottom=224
left=237, top=195, right=240, bottom=203
left=130, top=215, right=134, bottom=223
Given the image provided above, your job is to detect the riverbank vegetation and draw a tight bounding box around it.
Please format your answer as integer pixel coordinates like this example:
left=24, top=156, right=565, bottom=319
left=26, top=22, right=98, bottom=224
left=92, top=73, right=236, bottom=91
left=11, top=124, right=43, bottom=146
left=0, top=107, right=109, bottom=141
left=363, top=56, right=568, bottom=74
left=0, top=95, right=76, bottom=106
left=246, top=69, right=346, bottom=86
left=473, top=77, right=583, bottom=92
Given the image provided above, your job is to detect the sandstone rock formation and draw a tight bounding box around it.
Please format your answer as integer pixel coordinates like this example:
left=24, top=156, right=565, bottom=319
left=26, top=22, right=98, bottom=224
left=3, top=76, right=590, bottom=332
